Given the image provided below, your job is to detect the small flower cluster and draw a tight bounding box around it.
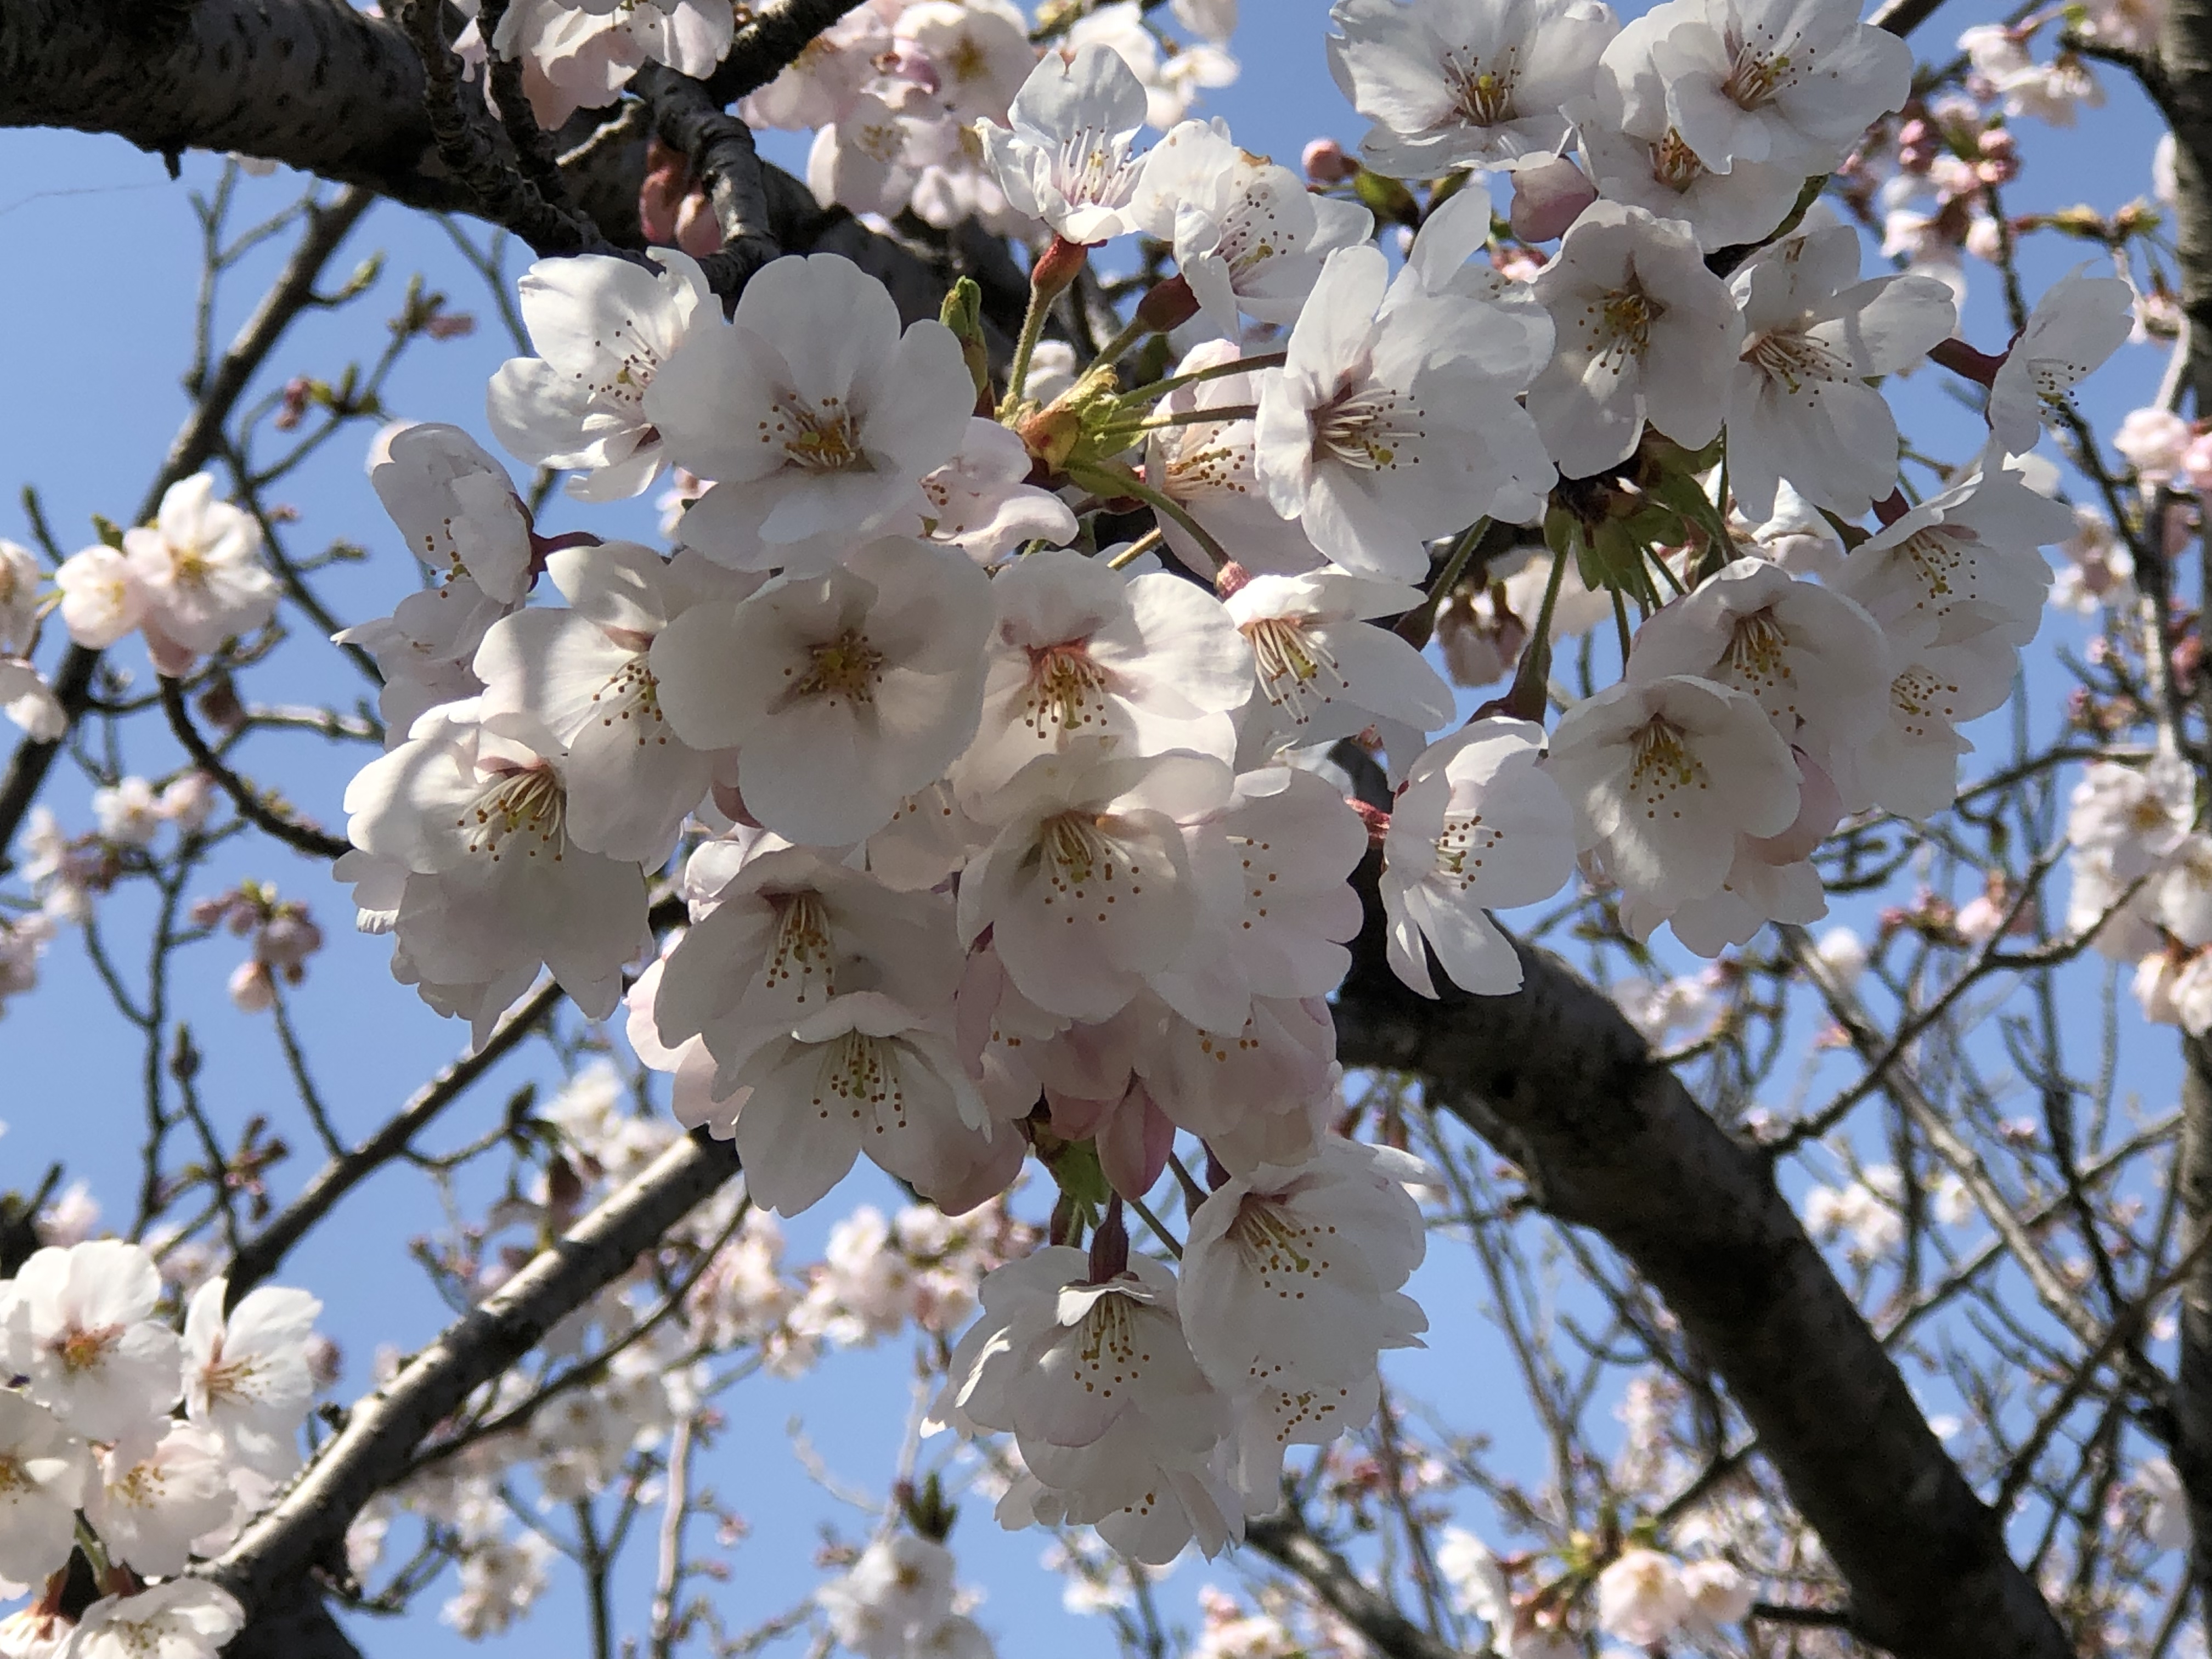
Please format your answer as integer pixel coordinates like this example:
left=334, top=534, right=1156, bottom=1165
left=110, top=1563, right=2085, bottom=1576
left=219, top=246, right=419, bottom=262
left=0, top=1238, right=324, bottom=1659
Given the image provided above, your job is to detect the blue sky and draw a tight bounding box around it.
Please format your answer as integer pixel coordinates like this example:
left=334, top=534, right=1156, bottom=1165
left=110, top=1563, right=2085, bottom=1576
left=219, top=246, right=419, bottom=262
left=0, top=0, right=2188, bottom=1653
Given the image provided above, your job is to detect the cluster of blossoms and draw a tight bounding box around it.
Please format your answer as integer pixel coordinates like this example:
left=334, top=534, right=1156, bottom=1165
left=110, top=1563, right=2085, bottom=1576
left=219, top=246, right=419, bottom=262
left=0, top=1239, right=323, bottom=1659
left=283, top=0, right=2146, bottom=1587
left=816, top=1529, right=994, bottom=1659
left=2063, top=752, right=2212, bottom=1032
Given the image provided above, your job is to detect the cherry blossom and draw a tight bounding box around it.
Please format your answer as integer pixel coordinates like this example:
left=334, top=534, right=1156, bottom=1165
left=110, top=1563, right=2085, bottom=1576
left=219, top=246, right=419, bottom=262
left=474, top=542, right=760, bottom=862
left=1381, top=718, right=1577, bottom=996
left=646, top=255, right=972, bottom=563
left=979, top=44, right=1152, bottom=244
left=180, top=1277, right=321, bottom=1478
left=708, top=990, right=997, bottom=1217
left=368, top=423, right=535, bottom=604
left=1595, top=1547, right=1691, bottom=1645
left=1328, top=0, right=1622, bottom=177
left=920, top=420, right=1080, bottom=562
left=342, top=707, right=652, bottom=1038
left=957, top=744, right=1232, bottom=1021
left=117, top=473, right=276, bottom=674
left=84, top=1424, right=235, bottom=1578
left=1725, top=223, right=1959, bottom=521
left=0, top=1391, right=89, bottom=1584
left=480, top=0, right=732, bottom=129
left=1526, top=200, right=1744, bottom=476
left=817, top=1533, right=960, bottom=1659
left=739, top=8, right=891, bottom=131
left=952, top=549, right=1250, bottom=803
left=1546, top=674, right=1801, bottom=918
left=1984, top=264, right=2135, bottom=457
left=1133, top=119, right=1371, bottom=338
left=1255, top=245, right=1555, bottom=582
left=932, top=1247, right=1243, bottom=1564
left=3, top=1240, right=180, bottom=1442
left=57, top=1583, right=244, bottom=1659
left=1610, top=0, right=1911, bottom=173
left=1143, top=343, right=1327, bottom=578
left=1225, top=568, right=1454, bottom=755
left=650, top=537, right=992, bottom=845
left=487, top=250, right=712, bottom=502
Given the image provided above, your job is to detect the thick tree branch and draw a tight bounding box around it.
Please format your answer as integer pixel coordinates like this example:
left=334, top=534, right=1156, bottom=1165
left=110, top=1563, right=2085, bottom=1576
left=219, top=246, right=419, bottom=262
left=1330, top=870, right=2070, bottom=1659
left=634, top=64, right=780, bottom=298
left=201, top=1127, right=741, bottom=1620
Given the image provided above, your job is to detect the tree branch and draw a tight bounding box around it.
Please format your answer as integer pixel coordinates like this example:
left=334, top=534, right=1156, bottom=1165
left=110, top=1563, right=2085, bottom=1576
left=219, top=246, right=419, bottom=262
left=0, top=183, right=371, bottom=872
left=1244, top=1511, right=1469, bottom=1659
left=156, top=676, right=352, bottom=861
left=1330, top=865, right=2071, bottom=1659
left=200, top=1127, right=741, bottom=1620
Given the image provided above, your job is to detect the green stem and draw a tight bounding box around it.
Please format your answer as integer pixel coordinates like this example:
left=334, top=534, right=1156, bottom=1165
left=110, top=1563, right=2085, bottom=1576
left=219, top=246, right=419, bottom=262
left=1395, top=517, right=1489, bottom=648
left=1612, top=584, right=1635, bottom=664
left=1083, top=314, right=1150, bottom=380
left=997, top=289, right=1052, bottom=422
left=1111, top=351, right=1286, bottom=408
left=1108, top=527, right=1165, bottom=569
left=1069, top=463, right=1231, bottom=573
left=1500, top=543, right=1570, bottom=721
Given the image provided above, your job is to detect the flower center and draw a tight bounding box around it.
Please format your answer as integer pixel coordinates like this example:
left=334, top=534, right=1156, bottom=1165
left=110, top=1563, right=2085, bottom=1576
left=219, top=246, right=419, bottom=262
left=52, top=1322, right=124, bottom=1373
left=766, top=890, right=836, bottom=1001
left=1051, top=128, right=1144, bottom=211
left=1628, top=716, right=1708, bottom=818
left=1244, top=616, right=1346, bottom=723
left=1599, top=287, right=1660, bottom=360
left=1314, top=383, right=1414, bottom=471
left=789, top=629, right=886, bottom=706
left=1888, top=665, right=1962, bottom=736
left=1036, top=812, right=1144, bottom=915
left=1228, top=1198, right=1335, bottom=1299
left=594, top=321, right=665, bottom=412
left=0, top=1454, right=32, bottom=1494
left=1441, top=49, right=1518, bottom=126
left=1434, top=810, right=1503, bottom=887
left=589, top=653, right=671, bottom=748
left=811, top=1030, right=905, bottom=1127
left=1652, top=128, right=1706, bottom=191
left=1745, top=329, right=1853, bottom=396
left=458, top=765, right=567, bottom=863
left=765, top=396, right=868, bottom=474
left=1723, top=611, right=1795, bottom=712
left=1023, top=642, right=1112, bottom=735
left=1072, top=1290, right=1144, bottom=1397
left=1723, top=46, right=1793, bottom=111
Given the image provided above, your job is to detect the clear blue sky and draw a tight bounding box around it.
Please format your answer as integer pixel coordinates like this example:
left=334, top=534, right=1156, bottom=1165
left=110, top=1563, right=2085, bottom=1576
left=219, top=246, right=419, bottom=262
left=0, top=0, right=2182, bottom=1652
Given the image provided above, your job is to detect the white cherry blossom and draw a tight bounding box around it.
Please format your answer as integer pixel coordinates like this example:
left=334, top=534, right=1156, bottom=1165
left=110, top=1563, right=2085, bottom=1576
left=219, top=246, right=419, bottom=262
left=1832, top=630, right=2016, bottom=820
left=1596, top=1547, right=1691, bottom=1646
left=122, top=473, right=277, bottom=673
left=1985, top=264, right=2135, bottom=458
left=1614, top=0, right=1911, bottom=173
left=898, top=1, right=1037, bottom=125
left=932, top=1248, right=1243, bottom=1565
left=484, top=0, right=732, bottom=129
left=475, top=542, right=760, bottom=862
left=54, top=544, right=146, bottom=650
left=921, top=419, right=1079, bottom=561
left=487, top=250, right=712, bottom=502
left=342, top=706, right=652, bottom=1034
left=1569, top=91, right=1801, bottom=251
left=84, top=1424, right=235, bottom=1578
left=369, top=423, right=535, bottom=604
left=0, top=1391, right=91, bottom=1584
left=1226, top=567, right=1454, bottom=755
left=1144, top=343, right=1328, bottom=579
left=1527, top=200, right=1744, bottom=477
left=181, top=1277, right=322, bottom=1478
left=957, top=744, right=1232, bottom=1020
left=710, top=990, right=995, bottom=1216
left=1545, top=674, right=1801, bottom=916
left=59, top=1583, right=245, bottom=1659
left=334, top=573, right=515, bottom=741
left=1133, top=119, right=1371, bottom=337
left=1628, top=557, right=1889, bottom=783
left=646, top=254, right=972, bottom=563
left=979, top=43, right=1152, bottom=244
left=1726, top=224, right=1959, bottom=521
left=739, top=8, right=891, bottom=130
left=1181, top=1138, right=1428, bottom=1398
left=1328, top=0, right=1622, bottom=177
left=1381, top=717, right=1577, bottom=996
left=1255, top=245, right=1555, bottom=582
left=650, top=538, right=992, bottom=845
left=4, top=1240, right=180, bottom=1442
left=953, top=549, right=1250, bottom=803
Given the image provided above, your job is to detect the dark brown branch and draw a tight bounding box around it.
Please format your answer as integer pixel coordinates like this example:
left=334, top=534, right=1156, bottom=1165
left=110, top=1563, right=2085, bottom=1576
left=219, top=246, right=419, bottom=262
left=701, top=0, right=872, bottom=105
left=634, top=64, right=780, bottom=298
left=156, top=676, right=351, bottom=861
left=200, top=1128, right=741, bottom=1621
left=1244, top=1512, right=1466, bottom=1659
left=0, top=183, right=372, bottom=872
left=1330, top=863, right=2071, bottom=1659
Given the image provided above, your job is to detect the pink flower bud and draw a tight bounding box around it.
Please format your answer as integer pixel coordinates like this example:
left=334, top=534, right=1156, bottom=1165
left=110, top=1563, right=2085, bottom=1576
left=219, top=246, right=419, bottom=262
left=1507, top=155, right=1597, bottom=242
left=1301, top=137, right=1356, bottom=185
left=229, top=958, right=275, bottom=1013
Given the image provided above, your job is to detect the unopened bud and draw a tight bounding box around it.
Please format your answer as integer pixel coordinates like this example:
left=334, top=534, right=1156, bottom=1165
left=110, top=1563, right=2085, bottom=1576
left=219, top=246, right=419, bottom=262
left=1136, top=274, right=1199, bottom=334
left=1029, top=235, right=1090, bottom=303
left=1508, top=154, right=1598, bottom=242
left=1302, top=137, right=1357, bottom=185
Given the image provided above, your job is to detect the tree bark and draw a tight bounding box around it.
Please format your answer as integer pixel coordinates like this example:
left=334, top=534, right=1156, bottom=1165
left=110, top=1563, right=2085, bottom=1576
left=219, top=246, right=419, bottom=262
left=1331, top=873, right=2072, bottom=1659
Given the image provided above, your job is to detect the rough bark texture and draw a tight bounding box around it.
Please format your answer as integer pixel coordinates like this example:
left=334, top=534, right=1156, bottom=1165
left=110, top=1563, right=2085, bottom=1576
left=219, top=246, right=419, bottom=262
left=1331, top=870, right=2072, bottom=1659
